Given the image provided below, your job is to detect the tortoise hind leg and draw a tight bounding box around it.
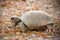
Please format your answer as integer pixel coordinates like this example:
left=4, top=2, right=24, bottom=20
left=46, top=23, right=54, bottom=36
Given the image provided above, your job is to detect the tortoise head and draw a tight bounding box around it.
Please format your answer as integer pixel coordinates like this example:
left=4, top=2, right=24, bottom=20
left=11, top=16, right=22, bottom=26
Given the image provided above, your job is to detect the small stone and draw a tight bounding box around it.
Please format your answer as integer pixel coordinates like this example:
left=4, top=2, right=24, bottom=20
left=4, top=37, right=8, bottom=40
left=32, top=34, right=36, bottom=37
left=38, top=37, right=44, bottom=40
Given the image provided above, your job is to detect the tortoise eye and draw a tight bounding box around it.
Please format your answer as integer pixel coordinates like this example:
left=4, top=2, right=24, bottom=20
left=11, top=17, right=14, bottom=20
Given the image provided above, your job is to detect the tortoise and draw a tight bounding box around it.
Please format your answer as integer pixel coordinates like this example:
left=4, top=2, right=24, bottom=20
left=11, top=11, right=53, bottom=32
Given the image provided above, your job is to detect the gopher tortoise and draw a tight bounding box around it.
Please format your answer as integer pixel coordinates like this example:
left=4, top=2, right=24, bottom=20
left=11, top=11, right=53, bottom=32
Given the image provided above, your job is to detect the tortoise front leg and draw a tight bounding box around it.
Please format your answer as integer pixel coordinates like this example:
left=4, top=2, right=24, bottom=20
left=16, top=22, right=26, bottom=32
